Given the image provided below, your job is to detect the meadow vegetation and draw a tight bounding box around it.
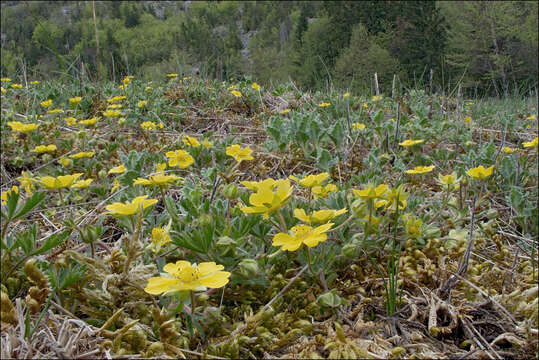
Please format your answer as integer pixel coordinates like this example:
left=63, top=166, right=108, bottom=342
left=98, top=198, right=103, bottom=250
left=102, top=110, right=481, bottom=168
left=0, top=73, right=537, bottom=358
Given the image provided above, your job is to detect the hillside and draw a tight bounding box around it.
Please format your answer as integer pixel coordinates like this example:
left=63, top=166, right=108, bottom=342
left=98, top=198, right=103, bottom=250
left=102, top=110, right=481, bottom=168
left=1, top=1, right=538, bottom=96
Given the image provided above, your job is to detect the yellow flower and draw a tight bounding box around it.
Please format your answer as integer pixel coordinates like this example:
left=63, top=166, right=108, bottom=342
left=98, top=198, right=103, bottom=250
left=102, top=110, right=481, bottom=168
left=17, top=171, right=35, bottom=195
left=166, top=150, right=194, bottom=169
left=107, top=104, right=122, bottom=109
left=71, top=179, right=93, bottom=189
left=107, top=96, right=126, bottom=103
left=343, top=92, right=350, bottom=98
left=30, top=81, right=40, bottom=85
left=466, top=102, right=474, bottom=106
left=31, top=144, right=57, bottom=153
left=59, top=157, right=72, bottom=167
left=137, top=100, right=148, bottom=108
left=148, top=224, right=172, bottom=254
left=383, top=185, right=408, bottom=211
left=103, top=109, right=121, bottom=118
left=289, top=172, right=330, bottom=188
left=10, top=84, right=23, bottom=89
left=64, top=117, right=77, bottom=126
left=363, top=103, right=368, bottom=109
left=226, top=144, right=254, bottom=163
left=1, top=77, right=11, bottom=82
left=227, top=84, right=238, bottom=90
left=1, top=86, right=5, bottom=94
left=399, top=139, right=424, bottom=147
left=156, top=163, right=167, bottom=172
left=318, top=102, right=331, bottom=107
left=279, top=109, right=290, bottom=114
left=405, top=165, right=435, bottom=174
left=311, top=183, right=338, bottom=199
left=466, top=165, right=494, bottom=180
left=47, top=109, right=64, bottom=114
left=182, top=136, right=201, bottom=147
left=240, top=179, right=292, bottom=219
left=145, top=261, right=230, bottom=295
left=240, top=178, right=277, bottom=191
left=202, top=138, right=213, bottom=149
left=105, top=195, right=158, bottom=216
left=526, top=114, right=535, bottom=120
left=353, top=184, right=388, bottom=200
left=70, top=151, right=95, bottom=159
left=522, top=137, right=538, bottom=148
left=133, top=173, right=183, bottom=187
left=40, top=99, right=52, bottom=108
left=7, top=122, right=39, bottom=133
left=122, top=76, right=132, bottom=86
left=108, top=164, right=126, bottom=174
left=403, top=214, right=422, bottom=239
left=464, top=116, right=472, bottom=124
left=69, top=97, right=82, bottom=104
left=145, top=86, right=152, bottom=91
left=110, top=179, right=120, bottom=194
left=272, top=223, right=334, bottom=251
left=502, top=146, right=517, bottom=154
left=78, top=117, right=98, bottom=126
left=372, top=95, right=382, bottom=102
left=167, top=73, right=179, bottom=78
left=1, top=186, right=19, bottom=205
left=141, top=121, right=157, bottom=130
left=294, top=208, right=347, bottom=225
left=252, top=82, right=261, bottom=90
left=231, top=90, right=242, bottom=97
left=352, top=123, right=365, bottom=131
left=437, top=172, right=461, bottom=191
left=38, top=173, right=83, bottom=189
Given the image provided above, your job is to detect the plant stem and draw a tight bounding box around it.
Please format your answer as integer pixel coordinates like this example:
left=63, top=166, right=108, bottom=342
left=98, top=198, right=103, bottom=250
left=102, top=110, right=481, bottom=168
left=123, top=211, right=142, bottom=276
left=388, top=192, right=401, bottom=316
left=190, top=290, right=196, bottom=327
left=58, top=189, right=64, bottom=207
left=277, top=210, right=287, bottom=233
left=305, top=246, right=315, bottom=278
left=2, top=253, right=31, bottom=283
left=330, top=214, right=355, bottom=233
left=1, top=219, right=10, bottom=244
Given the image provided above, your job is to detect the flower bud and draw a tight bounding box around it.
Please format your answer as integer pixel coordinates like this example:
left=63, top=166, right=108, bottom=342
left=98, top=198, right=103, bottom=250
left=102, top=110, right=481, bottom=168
left=237, top=259, right=259, bottom=278
left=317, top=290, right=344, bottom=309
left=342, top=243, right=358, bottom=258
left=198, top=213, right=213, bottom=227
left=223, top=183, right=238, bottom=199
left=215, top=236, right=236, bottom=257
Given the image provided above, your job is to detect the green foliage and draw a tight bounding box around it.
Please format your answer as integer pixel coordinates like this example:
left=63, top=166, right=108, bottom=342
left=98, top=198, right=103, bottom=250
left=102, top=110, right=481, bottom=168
left=334, top=24, right=402, bottom=94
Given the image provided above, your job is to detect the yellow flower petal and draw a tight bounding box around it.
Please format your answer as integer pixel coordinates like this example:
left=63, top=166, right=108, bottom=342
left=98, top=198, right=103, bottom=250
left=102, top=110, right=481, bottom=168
left=144, top=277, right=179, bottom=295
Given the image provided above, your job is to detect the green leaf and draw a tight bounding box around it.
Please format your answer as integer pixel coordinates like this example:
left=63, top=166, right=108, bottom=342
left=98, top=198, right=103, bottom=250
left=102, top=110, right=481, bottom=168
left=13, top=192, right=45, bottom=220
left=5, top=188, right=20, bottom=219
left=373, top=110, right=384, bottom=125
left=165, top=195, right=180, bottom=222
left=15, top=223, right=38, bottom=255
left=30, top=230, right=70, bottom=256
left=267, top=125, right=281, bottom=143
left=316, top=148, right=336, bottom=172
